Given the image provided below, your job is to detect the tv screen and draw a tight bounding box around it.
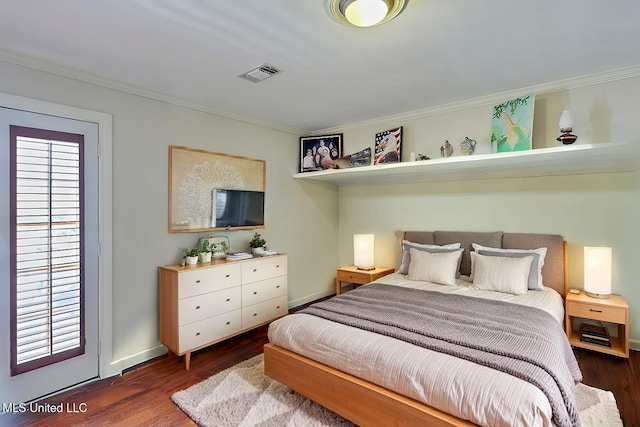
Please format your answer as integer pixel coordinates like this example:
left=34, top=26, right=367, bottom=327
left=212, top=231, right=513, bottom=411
left=211, top=189, right=265, bottom=228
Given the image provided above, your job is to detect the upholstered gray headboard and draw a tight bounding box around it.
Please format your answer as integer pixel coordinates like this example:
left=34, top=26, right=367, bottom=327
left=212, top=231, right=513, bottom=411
left=403, top=231, right=567, bottom=297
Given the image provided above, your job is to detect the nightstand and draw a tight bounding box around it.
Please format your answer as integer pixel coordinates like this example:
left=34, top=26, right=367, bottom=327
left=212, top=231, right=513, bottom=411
left=565, top=291, right=629, bottom=358
left=336, top=266, right=395, bottom=295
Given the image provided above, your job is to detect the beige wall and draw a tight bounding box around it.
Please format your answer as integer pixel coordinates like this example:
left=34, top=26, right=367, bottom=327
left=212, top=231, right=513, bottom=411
left=0, top=59, right=339, bottom=372
left=2, top=56, right=639, bottom=373
left=332, top=75, right=640, bottom=349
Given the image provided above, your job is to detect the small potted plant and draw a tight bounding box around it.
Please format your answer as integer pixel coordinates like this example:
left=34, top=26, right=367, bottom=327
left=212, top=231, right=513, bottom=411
left=198, top=238, right=212, bottom=263
left=212, top=241, right=228, bottom=259
left=184, top=248, right=199, bottom=266
left=249, top=232, right=266, bottom=255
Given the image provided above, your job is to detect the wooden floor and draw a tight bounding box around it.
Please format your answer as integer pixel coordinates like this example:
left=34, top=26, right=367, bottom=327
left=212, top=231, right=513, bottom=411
left=1, top=324, right=638, bottom=427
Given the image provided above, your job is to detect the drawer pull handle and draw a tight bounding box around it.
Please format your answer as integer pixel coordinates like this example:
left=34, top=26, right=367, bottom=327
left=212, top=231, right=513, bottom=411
left=276, top=285, right=280, bottom=288
left=196, top=280, right=201, bottom=284
left=253, top=313, right=258, bottom=317
left=253, top=291, right=258, bottom=295
left=226, top=321, right=231, bottom=325
left=589, top=309, right=603, bottom=313
left=226, top=298, right=231, bottom=302
left=225, top=274, right=230, bottom=278
left=276, top=305, right=281, bottom=309
left=253, top=268, right=257, bottom=272
left=195, top=332, right=200, bottom=336
left=276, top=265, right=280, bottom=268
left=195, top=305, right=200, bottom=310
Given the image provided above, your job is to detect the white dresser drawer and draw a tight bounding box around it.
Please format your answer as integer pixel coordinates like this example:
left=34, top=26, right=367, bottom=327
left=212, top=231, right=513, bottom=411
left=179, top=310, right=241, bottom=353
left=178, top=287, right=241, bottom=326
left=241, top=255, right=287, bottom=284
left=242, top=276, right=287, bottom=306
left=178, top=263, right=241, bottom=298
left=242, top=295, right=288, bottom=329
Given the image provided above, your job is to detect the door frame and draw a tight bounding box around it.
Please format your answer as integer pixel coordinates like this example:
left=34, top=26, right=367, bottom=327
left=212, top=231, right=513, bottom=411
left=1, top=91, right=116, bottom=379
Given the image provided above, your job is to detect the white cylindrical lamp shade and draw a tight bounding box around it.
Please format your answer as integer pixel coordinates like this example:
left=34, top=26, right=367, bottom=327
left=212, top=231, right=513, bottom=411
left=559, top=109, right=574, bottom=132
left=354, top=234, right=375, bottom=270
left=584, top=246, right=612, bottom=298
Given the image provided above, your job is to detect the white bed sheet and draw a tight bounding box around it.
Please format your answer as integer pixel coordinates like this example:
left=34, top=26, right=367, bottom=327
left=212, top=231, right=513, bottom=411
left=268, top=273, right=567, bottom=427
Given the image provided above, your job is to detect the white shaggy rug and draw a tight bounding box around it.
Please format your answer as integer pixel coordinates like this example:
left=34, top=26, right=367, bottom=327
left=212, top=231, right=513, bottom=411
left=172, top=354, right=623, bottom=427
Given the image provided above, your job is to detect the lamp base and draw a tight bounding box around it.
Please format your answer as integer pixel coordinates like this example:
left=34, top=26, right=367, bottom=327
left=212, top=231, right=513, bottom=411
left=356, top=266, right=375, bottom=271
left=585, top=291, right=610, bottom=299
left=557, top=132, right=577, bottom=145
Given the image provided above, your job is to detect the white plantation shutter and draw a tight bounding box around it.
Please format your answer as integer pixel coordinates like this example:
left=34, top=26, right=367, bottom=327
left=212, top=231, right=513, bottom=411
left=10, top=126, right=85, bottom=376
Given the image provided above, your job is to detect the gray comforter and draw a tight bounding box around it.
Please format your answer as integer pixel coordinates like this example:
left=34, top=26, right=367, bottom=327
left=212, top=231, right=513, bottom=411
left=300, top=283, right=582, bottom=427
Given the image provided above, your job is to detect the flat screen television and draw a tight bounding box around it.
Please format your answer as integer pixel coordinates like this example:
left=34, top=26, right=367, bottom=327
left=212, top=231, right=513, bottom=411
left=211, top=189, right=265, bottom=228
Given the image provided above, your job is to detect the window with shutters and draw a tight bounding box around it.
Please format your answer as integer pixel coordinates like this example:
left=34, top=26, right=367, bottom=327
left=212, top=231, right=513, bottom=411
left=10, top=125, right=85, bottom=376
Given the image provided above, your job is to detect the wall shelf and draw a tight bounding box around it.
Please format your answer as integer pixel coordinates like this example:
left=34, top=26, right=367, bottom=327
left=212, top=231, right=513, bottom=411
left=293, top=143, right=640, bottom=186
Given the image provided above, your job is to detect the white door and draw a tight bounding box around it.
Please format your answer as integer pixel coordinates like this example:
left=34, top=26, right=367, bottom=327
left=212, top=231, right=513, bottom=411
left=0, top=107, right=99, bottom=404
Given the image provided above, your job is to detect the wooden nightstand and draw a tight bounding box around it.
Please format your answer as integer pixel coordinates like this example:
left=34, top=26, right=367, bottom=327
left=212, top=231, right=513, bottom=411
left=336, top=266, right=395, bottom=295
left=565, top=291, right=629, bottom=358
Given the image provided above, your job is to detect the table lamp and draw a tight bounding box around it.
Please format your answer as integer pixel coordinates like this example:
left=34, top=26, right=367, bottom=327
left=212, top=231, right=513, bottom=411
left=584, top=246, right=612, bottom=298
left=354, top=234, right=375, bottom=270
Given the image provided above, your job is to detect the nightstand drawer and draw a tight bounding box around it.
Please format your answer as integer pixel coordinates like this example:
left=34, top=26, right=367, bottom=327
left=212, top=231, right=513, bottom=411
left=336, top=270, right=368, bottom=284
left=567, top=303, right=626, bottom=324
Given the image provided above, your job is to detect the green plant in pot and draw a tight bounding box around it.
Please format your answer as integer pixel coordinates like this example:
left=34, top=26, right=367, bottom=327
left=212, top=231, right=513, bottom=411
left=212, top=241, right=228, bottom=259
left=184, top=248, right=199, bottom=265
left=249, top=232, right=266, bottom=255
left=198, top=238, right=212, bottom=263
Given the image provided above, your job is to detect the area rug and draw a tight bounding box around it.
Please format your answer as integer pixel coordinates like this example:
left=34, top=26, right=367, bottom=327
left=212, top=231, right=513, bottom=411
left=172, top=354, right=623, bottom=427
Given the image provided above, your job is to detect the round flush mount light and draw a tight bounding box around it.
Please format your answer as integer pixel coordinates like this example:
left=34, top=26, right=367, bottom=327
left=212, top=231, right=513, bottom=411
left=326, top=0, right=407, bottom=28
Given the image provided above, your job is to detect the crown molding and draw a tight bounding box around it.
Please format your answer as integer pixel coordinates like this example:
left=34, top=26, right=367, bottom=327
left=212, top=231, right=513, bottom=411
left=0, top=49, right=308, bottom=136
left=313, top=65, right=640, bottom=135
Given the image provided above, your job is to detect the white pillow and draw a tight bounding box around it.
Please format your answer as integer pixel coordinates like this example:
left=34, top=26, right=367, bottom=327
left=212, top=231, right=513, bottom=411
left=470, top=252, right=533, bottom=295
left=407, top=248, right=463, bottom=286
left=471, top=243, right=547, bottom=290
left=399, top=240, right=461, bottom=275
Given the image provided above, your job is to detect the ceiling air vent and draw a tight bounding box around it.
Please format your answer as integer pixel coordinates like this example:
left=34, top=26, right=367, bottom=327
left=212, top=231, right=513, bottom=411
left=239, top=63, right=281, bottom=83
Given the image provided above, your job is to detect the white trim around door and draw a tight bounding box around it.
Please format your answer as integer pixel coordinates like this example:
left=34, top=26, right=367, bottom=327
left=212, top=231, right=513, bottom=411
left=0, top=92, right=117, bottom=379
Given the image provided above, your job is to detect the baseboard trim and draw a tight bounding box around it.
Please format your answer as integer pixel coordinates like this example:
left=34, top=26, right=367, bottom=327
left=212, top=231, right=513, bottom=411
left=105, top=345, right=168, bottom=378
left=288, top=289, right=335, bottom=309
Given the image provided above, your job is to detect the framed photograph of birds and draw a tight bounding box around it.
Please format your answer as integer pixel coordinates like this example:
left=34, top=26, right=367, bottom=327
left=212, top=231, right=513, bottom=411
left=374, top=126, right=402, bottom=164
left=491, top=94, right=535, bottom=153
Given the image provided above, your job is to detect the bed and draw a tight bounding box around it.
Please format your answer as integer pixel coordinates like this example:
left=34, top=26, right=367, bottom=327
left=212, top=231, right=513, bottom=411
left=264, top=231, right=580, bottom=427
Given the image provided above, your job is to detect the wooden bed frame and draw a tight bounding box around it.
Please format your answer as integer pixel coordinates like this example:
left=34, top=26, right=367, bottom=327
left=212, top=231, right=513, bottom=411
left=264, top=231, right=568, bottom=427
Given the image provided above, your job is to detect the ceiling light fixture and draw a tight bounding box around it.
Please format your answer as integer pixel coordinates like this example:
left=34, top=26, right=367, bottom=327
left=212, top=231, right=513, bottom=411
left=326, top=0, right=407, bottom=28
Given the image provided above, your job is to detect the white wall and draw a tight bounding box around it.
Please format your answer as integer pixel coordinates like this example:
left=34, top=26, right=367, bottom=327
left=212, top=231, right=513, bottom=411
left=330, top=74, right=640, bottom=348
left=0, top=59, right=339, bottom=372
left=2, top=56, right=639, bottom=374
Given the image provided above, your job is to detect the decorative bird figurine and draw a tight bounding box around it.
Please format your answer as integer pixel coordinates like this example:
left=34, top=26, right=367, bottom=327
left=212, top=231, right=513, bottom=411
left=440, top=140, right=453, bottom=158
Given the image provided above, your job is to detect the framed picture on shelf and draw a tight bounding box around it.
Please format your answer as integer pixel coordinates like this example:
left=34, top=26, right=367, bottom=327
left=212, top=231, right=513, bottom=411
left=491, top=94, right=534, bottom=152
left=374, top=127, right=402, bottom=164
left=300, top=134, right=343, bottom=172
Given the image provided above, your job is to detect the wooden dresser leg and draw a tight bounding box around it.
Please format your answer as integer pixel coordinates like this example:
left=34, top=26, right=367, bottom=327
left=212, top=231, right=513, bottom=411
left=185, top=352, right=191, bottom=370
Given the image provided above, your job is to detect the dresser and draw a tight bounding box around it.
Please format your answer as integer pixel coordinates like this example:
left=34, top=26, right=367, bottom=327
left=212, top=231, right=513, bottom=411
left=158, top=254, right=287, bottom=369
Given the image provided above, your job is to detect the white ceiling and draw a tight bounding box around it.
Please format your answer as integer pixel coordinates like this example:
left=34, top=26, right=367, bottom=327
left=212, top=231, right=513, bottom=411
left=1, top=0, right=640, bottom=132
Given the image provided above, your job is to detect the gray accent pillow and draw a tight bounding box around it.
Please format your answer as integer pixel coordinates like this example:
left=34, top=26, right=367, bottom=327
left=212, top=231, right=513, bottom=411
left=472, top=243, right=547, bottom=290
left=399, top=240, right=461, bottom=275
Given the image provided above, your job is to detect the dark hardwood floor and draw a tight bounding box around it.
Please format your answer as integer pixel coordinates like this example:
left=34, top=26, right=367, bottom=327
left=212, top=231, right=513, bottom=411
left=1, top=324, right=638, bottom=427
